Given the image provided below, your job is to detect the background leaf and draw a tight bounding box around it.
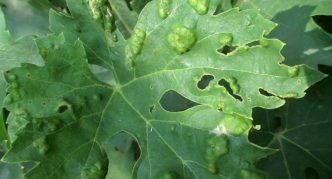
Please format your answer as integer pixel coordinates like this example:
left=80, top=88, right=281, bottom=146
left=238, top=0, right=332, bottom=68
left=249, top=65, right=332, bottom=178
left=0, top=0, right=51, bottom=38
left=109, top=0, right=139, bottom=38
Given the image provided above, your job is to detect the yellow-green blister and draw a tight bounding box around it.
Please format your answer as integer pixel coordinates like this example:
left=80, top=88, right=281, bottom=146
left=220, top=114, right=251, bottom=136
left=288, top=66, right=300, bottom=78
left=259, top=38, right=269, bottom=47
left=188, top=0, right=209, bottom=15
left=228, top=77, right=240, bottom=94
left=159, top=0, right=172, bottom=19
left=219, top=33, right=233, bottom=47
left=284, top=92, right=298, bottom=98
left=33, top=136, right=49, bottom=155
left=238, top=169, right=265, bottom=179
left=205, top=135, right=229, bottom=173
left=168, top=24, right=196, bottom=54
left=125, top=27, right=146, bottom=68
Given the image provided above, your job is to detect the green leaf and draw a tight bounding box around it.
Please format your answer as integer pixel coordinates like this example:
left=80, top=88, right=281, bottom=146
left=2, top=0, right=325, bottom=178
left=131, top=0, right=152, bottom=13
left=49, top=0, right=133, bottom=84
left=109, top=0, right=139, bottom=38
left=105, top=133, right=137, bottom=179
left=0, top=10, right=42, bottom=71
left=238, top=0, right=332, bottom=68
left=249, top=66, right=332, bottom=178
left=0, top=161, right=23, bottom=179
left=0, top=0, right=51, bottom=38
left=0, top=9, right=43, bottom=141
left=0, top=141, right=24, bottom=179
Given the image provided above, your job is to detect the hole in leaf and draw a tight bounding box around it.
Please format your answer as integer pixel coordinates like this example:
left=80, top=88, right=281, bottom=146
left=272, top=116, right=282, bottom=132
left=218, top=45, right=236, bottom=55
left=149, top=105, right=155, bottom=113
left=213, top=3, right=223, bottom=15
left=2, top=108, right=9, bottom=122
left=160, top=90, right=199, bottom=112
left=231, top=0, right=238, bottom=6
left=305, top=167, right=320, bottom=179
left=197, top=75, right=214, bottom=90
left=218, top=79, right=243, bottom=101
left=318, top=64, right=332, bottom=75
left=259, top=88, right=275, bottom=97
left=57, top=105, right=68, bottom=113
left=313, top=15, right=332, bottom=34
left=124, top=0, right=133, bottom=11
left=131, top=140, right=140, bottom=161
left=247, top=40, right=260, bottom=47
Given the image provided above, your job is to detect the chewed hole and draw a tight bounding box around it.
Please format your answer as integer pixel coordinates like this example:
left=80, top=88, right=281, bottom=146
left=305, top=167, right=320, bottom=179
left=259, top=88, right=275, bottom=97
left=213, top=3, right=223, bottom=15
left=197, top=75, right=214, bottom=90
left=247, top=41, right=260, bottom=47
left=231, top=0, right=238, bottom=6
left=313, top=15, right=332, bottom=34
left=149, top=105, right=155, bottom=113
left=124, top=0, right=133, bottom=11
left=160, top=90, right=200, bottom=112
left=132, top=140, right=140, bottom=161
left=318, top=64, right=332, bottom=75
left=218, top=79, right=243, bottom=101
left=272, top=116, right=282, bottom=132
left=57, top=105, right=68, bottom=113
left=218, top=45, right=236, bottom=55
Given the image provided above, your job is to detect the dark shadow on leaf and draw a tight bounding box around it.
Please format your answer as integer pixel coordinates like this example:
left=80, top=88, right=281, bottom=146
left=250, top=65, right=332, bottom=178
left=305, top=167, right=320, bottom=179
left=269, top=5, right=332, bottom=68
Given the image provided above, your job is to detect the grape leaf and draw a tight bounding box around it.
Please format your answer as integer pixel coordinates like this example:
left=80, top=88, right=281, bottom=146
left=130, top=0, right=152, bottom=13
left=250, top=65, right=332, bottom=178
left=0, top=5, right=42, bottom=175
left=0, top=161, right=23, bottom=179
left=2, top=0, right=325, bottom=178
left=109, top=0, right=139, bottom=38
left=0, top=9, right=42, bottom=140
left=0, top=0, right=51, bottom=38
left=238, top=0, right=332, bottom=68
left=0, top=141, right=23, bottom=179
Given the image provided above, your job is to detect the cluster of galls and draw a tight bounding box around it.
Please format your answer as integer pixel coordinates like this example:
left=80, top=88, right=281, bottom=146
left=87, top=0, right=115, bottom=33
